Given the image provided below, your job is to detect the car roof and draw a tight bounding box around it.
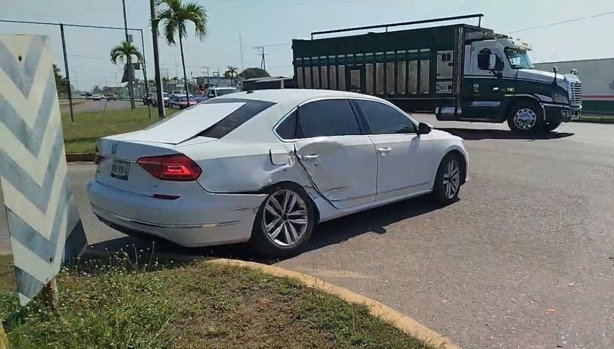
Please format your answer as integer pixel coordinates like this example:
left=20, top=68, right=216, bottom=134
left=215, top=89, right=382, bottom=107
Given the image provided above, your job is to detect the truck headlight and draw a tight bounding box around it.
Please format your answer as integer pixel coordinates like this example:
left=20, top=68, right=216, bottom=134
left=552, top=92, right=569, bottom=104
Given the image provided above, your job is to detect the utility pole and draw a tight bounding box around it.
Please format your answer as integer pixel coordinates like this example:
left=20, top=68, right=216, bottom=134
left=121, top=0, right=135, bottom=110
left=150, top=0, right=165, bottom=118
left=239, top=31, right=245, bottom=71
left=253, top=45, right=266, bottom=71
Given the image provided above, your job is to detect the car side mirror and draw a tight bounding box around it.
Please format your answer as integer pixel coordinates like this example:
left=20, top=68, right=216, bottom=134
left=488, top=53, right=497, bottom=70
left=417, top=122, right=432, bottom=135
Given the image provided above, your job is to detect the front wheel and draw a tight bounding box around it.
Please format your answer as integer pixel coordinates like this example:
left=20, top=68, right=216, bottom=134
left=507, top=102, right=545, bottom=134
left=249, top=184, right=315, bottom=257
left=432, top=153, right=464, bottom=205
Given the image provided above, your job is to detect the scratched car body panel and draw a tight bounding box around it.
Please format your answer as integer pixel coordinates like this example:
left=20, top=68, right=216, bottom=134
left=87, top=89, right=469, bottom=256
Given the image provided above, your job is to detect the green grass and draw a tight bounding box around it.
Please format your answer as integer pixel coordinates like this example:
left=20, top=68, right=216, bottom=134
left=573, top=114, right=614, bottom=124
left=62, top=107, right=177, bottom=155
left=0, top=253, right=436, bottom=349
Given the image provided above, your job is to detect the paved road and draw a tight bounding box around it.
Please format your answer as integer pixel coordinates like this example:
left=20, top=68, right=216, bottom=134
left=70, top=100, right=134, bottom=113
left=1, top=117, right=613, bottom=348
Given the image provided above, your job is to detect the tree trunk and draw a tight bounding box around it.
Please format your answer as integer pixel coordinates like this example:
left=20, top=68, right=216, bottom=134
left=150, top=0, right=166, bottom=118
left=178, top=35, right=190, bottom=107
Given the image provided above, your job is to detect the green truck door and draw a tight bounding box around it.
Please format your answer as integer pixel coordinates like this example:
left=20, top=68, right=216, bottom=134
left=461, top=47, right=508, bottom=120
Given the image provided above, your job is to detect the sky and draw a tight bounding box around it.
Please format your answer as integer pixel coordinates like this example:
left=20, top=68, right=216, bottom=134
left=2, top=0, right=613, bottom=91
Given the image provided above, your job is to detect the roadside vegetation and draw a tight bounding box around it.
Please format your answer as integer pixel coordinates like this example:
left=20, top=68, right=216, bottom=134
left=61, top=107, right=177, bottom=154
left=0, top=252, right=436, bottom=349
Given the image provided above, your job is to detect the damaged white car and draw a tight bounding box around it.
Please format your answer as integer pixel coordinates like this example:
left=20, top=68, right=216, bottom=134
left=87, top=89, right=468, bottom=257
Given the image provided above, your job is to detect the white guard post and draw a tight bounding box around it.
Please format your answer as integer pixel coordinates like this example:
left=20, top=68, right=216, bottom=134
left=0, top=34, right=88, bottom=306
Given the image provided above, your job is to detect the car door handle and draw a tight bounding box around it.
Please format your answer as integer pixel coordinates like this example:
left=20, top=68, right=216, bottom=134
left=300, top=154, right=319, bottom=160
left=377, top=147, right=392, bottom=152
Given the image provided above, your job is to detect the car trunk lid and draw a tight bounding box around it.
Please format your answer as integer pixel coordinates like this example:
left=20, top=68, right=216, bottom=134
left=94, top=102, right=246, bottom=196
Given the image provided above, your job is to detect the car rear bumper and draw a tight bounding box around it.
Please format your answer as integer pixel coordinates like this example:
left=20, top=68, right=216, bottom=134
left=87, top=180, right=266, bottom=247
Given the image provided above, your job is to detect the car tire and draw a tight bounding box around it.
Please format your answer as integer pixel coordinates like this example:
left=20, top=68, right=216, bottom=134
left=506, top=101, right=546, bottom=134
left=249, top=183, right=316, bottom=258
left=431, top=153, right=464, bottom=205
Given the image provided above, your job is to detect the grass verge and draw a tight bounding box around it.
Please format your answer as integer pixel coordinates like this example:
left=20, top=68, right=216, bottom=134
left=573, top=115, right=614, bottom=124
left=62, top=107, right=177, bottom=155
left=0, top=253, right=436, bottom=349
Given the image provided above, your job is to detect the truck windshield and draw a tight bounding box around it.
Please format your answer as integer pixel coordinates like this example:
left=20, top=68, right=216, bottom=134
left=505, top=47, right=534, bottom=69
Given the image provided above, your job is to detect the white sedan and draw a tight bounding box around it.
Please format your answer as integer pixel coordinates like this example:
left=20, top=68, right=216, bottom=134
left=87, top=89, right=468, bottom=257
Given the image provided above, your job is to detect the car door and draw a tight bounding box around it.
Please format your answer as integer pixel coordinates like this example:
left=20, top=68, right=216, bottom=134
left=352, top=99, right=434, bottom=201
left=287, top=99, right=378, bottom=209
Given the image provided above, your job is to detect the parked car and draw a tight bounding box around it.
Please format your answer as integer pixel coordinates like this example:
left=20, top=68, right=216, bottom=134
left=168, top=94, right=195, bottom=109
left=205, top=87, right=239, bottom=99
left=87, top=89, right=468, bottom=257
left=151, top=93, right=170, bottom=107
left=104, top=94, right=117, bottom=101
left=92, top=94, right=103, bottom=101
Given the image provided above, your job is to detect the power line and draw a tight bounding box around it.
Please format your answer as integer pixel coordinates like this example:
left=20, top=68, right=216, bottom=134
left=215, top=0, right=358, bottom=9
left=507, top=10, right=614, bottom=34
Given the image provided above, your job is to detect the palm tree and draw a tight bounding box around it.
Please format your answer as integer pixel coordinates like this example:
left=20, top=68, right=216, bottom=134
left=110, top=40, right=143, bottom=107
left=152, top=0, right=207, bottom=106
left=224, top=65, right=239, bottom=85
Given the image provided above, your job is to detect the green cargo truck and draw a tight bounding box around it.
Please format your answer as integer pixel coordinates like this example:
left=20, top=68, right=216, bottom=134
left=292, top=14, right=582, bottom=133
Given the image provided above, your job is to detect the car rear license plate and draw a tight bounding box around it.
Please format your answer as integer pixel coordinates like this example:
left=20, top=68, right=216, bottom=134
left=111, top=160, right=130, bottom=180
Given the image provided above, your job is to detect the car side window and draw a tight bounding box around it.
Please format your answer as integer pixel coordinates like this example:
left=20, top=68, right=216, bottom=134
left=296, top=99, right=361, bottom=138
left=276, top=110, right=297, bottom=139
left=207, top=90, right=216, bottom=98
left=355, top=100, right=417, bottom=135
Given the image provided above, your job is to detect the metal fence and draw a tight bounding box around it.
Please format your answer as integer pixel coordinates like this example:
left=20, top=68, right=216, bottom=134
left=0, top=19, right=150, bottom=122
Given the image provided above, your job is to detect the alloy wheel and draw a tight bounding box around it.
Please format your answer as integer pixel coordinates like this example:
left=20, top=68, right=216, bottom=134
left=263, top=189, right=309, bottom=247
left=442, top=160, right=461, bottom=199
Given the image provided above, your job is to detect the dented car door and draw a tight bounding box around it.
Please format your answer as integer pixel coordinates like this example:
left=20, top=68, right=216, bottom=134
left=291, top=98, right=378, bottom=209
left=294, top=137, right=377, bottom=209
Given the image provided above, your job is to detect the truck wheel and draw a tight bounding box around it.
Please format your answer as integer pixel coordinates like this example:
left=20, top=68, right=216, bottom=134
left=249, top=183, right=315, bottom=258
left=546, top=120, right=561, bottom=132
left=507, top=101, right=545, bottom=134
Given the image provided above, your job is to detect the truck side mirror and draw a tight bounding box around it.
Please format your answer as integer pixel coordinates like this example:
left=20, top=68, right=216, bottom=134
left=488, top=53, right=497, bottom=70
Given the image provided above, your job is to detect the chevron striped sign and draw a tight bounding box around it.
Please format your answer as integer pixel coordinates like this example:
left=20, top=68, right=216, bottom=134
left=0, top=35, right=88, bottom=306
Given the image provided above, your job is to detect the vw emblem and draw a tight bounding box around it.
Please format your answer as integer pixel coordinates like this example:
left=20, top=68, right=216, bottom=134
left=111, top=143, right=118, bottom=155
left=473, top=83, right=480, bottom=93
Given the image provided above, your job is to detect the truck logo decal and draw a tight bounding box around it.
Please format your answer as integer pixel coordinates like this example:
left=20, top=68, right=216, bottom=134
left=473, top=83, right=479, bottom=93
left=111, top=143, right=118, bottom=155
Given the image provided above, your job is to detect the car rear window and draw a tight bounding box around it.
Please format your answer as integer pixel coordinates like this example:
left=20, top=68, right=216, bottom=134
left=196, top=98, right=276, bottom=139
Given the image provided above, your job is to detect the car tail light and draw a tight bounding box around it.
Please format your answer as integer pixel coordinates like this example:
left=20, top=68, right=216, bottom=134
left=137, top=154, right=202, bottom=181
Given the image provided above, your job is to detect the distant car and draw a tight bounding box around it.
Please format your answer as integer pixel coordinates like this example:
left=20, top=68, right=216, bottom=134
left=151, top=93, right=170, bottom=107
left=87, top=89, right=469, bottom=257
left=205, top=87, right=239, bottom=99
left=176, top=95, right=196, bottom=109
left=104, top=94, right=117, bottom=101
left=92, top=94, right=103, bottom=101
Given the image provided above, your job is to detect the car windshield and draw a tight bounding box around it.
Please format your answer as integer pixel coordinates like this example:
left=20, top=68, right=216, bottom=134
left=217, top=88, right=239, bottom=96
left=504, top=47, right=534, bottom=69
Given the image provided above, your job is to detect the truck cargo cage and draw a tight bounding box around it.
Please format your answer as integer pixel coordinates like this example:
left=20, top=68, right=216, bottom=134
left=310, top=13, right=484, bottom=39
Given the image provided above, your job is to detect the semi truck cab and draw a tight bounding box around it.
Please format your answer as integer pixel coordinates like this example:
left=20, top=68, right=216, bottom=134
left=437, top=32, right=582, bottom=133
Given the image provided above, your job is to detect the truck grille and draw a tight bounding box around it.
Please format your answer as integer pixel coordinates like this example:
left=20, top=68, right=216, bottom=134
left=569, top=81, right=582, bottom=106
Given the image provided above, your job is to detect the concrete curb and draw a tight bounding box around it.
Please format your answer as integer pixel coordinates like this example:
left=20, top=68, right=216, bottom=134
left=209, top=258, right=461, bottom=349
left=66, top=153, right=95, bottom=162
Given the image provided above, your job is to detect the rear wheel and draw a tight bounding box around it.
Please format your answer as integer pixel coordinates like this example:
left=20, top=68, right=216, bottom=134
left=507, top=101, right=545, bottom=134
left=249, top=183, right=315, bottom=258
left=432, top=153, right=464, bottom=205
